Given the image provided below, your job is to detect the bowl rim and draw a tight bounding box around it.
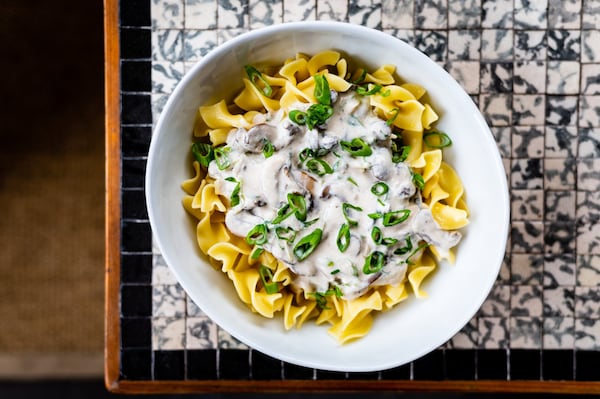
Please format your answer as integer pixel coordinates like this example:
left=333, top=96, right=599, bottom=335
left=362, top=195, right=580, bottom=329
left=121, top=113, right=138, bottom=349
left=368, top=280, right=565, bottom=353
left=146, top=20, right=511, bottom=372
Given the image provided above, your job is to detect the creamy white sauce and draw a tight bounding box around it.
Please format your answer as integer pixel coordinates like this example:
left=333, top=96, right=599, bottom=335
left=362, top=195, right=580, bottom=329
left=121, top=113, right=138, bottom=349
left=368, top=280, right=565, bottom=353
left=208, top=91, right=461, bottom=300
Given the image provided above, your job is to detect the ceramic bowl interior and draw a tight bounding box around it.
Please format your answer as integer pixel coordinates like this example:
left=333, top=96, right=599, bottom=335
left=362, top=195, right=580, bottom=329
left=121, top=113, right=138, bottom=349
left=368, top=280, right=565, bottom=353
left=146, top=21, right=510, bottom=372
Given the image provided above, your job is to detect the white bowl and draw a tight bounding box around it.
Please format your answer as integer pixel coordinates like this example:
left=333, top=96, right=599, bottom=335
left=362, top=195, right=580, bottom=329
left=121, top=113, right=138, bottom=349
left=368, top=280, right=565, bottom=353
left=146, top=21, right=509, bottom=372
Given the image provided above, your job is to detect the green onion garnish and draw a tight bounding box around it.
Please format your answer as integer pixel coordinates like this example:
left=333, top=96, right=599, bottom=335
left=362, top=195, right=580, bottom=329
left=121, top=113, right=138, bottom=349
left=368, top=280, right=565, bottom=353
left=386, top=108, right=399, bottom=126
left=191, top=142, right=214, bottom=167
left=259, top=265, right=279, bottom=294
left=313, top=74, right=331, bottom=105
left=351, top=68, right=367, bottom=84
left=363, top=251, right=385, bottom=274
left=382, top=237, right=398, bottom=246
left=342, top=203, right=363, bottom=226
left=287, top=193, right=307, bottom=222
left=347, top=177, right=359, bottom=187
left=412, top=172, right=425, bottom=190
left=244, top=65, right=273, bottom=97
left=357, top=84, right=382, bottom=96
left=405, top=243, right=431, bottom=264
left=299, top=148, right=314, bottom=163
left=392, top=144, right=411, bottom=163
left=250, top=246, right=264, bottom=260
left=293, top=228, right=323, bottom=261
left=394, top=237, right=413, bottom=255
left=289, top=110, right=308, bottom=125
left=336, top=223, right=350, bottom=252
left=272, top=203, right=293, bottom=224
left=306, top=103, right=333, bottom=130
left=224, top=177, right=241, bottom=206
left=340, top=137, right=372, bottom=157
left=214, top=146, right=231, bottom=170
left=382, top=210, right=411, bottom=226
left=368, top=212, right=382, bottom=220
left=424, top=131, right=452, bottom=148
left=306, top=158, right=333, bottom=176
left=371, top=182, right=389, bottom=196
left=246, top=223, right=268, bottom=245
left=275, top=226, right=296, bottom=242
left=262, top=139, right=274, bottom=158
left=371, top=226, right=383, bottom=245
left=331, top=269, right=340, bottom=275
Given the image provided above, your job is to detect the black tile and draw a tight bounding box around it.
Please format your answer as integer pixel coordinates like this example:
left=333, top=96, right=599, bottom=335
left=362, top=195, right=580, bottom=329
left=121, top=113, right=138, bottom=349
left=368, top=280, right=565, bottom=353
left=122, top=189, right=148, bottom=220
left=122, top=159, right=146, bottom=188
left=510, top=349, right=541, bottom=380
left=251, top=351, right=282, bottom=380
left=120, top=284, right=152, bottom=317
left=120, top=27, right=151, bottom=59
left=477, top=349, right=507, bottom=380
left=122, top=125, right=152, bottom=157
left=547, top=29, right=580, bottom=61
left=121, top=221, right=152, bottom=252
left=121, top=348, right=152, bottom=380
left=121, top=317, right=151, bottom=349
left=542, top=350, right=574, bottom=381
left=120, top=0, right=151, bottom=27
left=122, top=93, right=152, bottom=125
left=380, top=362, right=411, bottom=380
left=219, top=350, right=250, bottom=380
left=187, top=350, right=218, bottom=380
left=121, top=60, right=152, bottom=92
left=575, top=350, right=600, bottom=381
left=445, top=349, right=476, bottom=380
left=121, top=253, right=152, bottom=284
left=346, top=371, right=380, bottom=380
left=154, top=350, right=185, bottom=380
left=282, top=362, right=314, bottom=380
left=412, top=350, right=444, bottom=380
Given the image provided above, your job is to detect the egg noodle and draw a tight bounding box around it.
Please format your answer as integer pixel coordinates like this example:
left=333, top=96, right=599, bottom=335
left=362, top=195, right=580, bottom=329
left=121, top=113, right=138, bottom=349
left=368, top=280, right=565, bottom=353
left=181, top=51, right=469, bottom=344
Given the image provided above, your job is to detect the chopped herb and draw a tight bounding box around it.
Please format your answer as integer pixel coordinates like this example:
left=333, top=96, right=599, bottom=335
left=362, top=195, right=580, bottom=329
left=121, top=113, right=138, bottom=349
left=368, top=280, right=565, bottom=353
left=293, top=228, right=323, bottom=261
left=191, top=142, right=213, bottom=167
left=272, top=203, right=293, bottom=224
left=289, top=110, right=307, bottom=125
left=331, top=269, right=340, bottom=275
left=386, top=108, right=399, bottom=126
left=371, top=226, right=383, bottom=245
left=412, top=172, right=425, bottom=190
left=394, top=237, right=413, bottom=255
left=246, top=223, right=268, bottom=245
left=250, top=246, right=264, bottom=260
left=275, top=226, right=296, bottom=242
left=313, top=74, right=331, bottom=105
left=287, top=193, right=307, bottom=222
left=342, top=203, right=363, bottom=226
left=357, top=84, right=382, bottom=96
left=224, top=177, right=241, bottom=206
left=347, top=177, right=359, bottom=186
left=213, top=146, right=231, bottom=170
left=336, top=223, right=350, bottom=252
left=258, top=265, right=279, bottom=294
left=424, top=131, right=452, bottom=149
left=340, top=137, right=372, bottom=157
left=262, top=139, right=274, bottom=158
left=382, top=209, right=411, bottom=226
left=244, top=65, right=273, bottom=97
left=363, top=251, right=385, bottom=274
left=306, top=103, right=333, bottom=130
left=368, top=212, right=383, bottom=220
left=306, top=158, right=333, bottom=176
left=371, top=182, right=389, bottom=196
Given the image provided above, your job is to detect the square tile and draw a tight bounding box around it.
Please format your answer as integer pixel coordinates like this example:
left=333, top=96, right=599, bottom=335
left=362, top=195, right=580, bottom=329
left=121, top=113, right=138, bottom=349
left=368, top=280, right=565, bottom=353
left=582, top=0, right=600, bottom=29
left=575, top=319, right=600, bottom=350
left=448, top=0, right=480, bottom=28
left=582, top=30, right=600, bottom=63
left=511, top=221, right=545, bottom=253
left=446, top=61, right=480, bottom=94
left=217, top=0, right=249, bottom=28
left=544, top=157, right=576, bottom=190
left=382, top=0, right=413, bottom=29
left=152, top=0, right=184, bottom=29
left=575, top=286, right=600, bottom=318
left=581, top=64, right=600, bottom=94
left=153, top=284, right=186, bottom=317
left=510, top=317, right=542, bottom=349
left=543, top=317, right=575, bottom=349
left=414, top=0, right=447, bottom=29
left=152, top=317, right=186, bottom=350
left=513, top=61, right=546, bottom=94
left=480, top=62, right=512, bottom=93
left=283, top=0, right=316, bottom=22
left=543, top=287, right=575, bottom=316
left=577, top=255, right=600, bottom=286
left=545, top=190, right=576, bottom=222
left=577, top=158, right=600, bottom=190
left=511, top=286, right=543, bottom=317
left=545, top=125, right=578, bottom=158
left=511, top=189, right=544, bottom=221
left=414, top=30, right=447, bottom=61
left=514, top=0, right=548, bottom=29
left=152, top=29, right=184, bottom=62
left=544, top=253, right=577, bottom=286
left=491, top=126, right=512, bottom=157
left=514, top=30, right=547, bottom=61
left=481, top=29, right=513, bottom=61
left=479, top=284, right=511, bottom=316
left=512, top=125, right=544, bottom=157
left=548, top=30, right=581, bottom=61
left=481, top=0, right=513, bottom=28
left=513, top=95, right=546, bottom=126
left=186, top=316, right=218, bottom=349
left=249, top=0, right=283, bottom=28
left=548, top=0, right=582, bottom=29
left=546, top=95, right=579, bottom=126
left=317, top=0, right=348, bottom=21
left=510, top=159, right=544, bottom=189
left=348, top=0, right=382, bottom=28
left=447, top=30, right=480, bottom=60
left=577, top=220, right=600, bottom=255
left=479, top=93, right=512, bottom=126
left=511, top=253, right=544, bottom=285
left=185, top=0, right=218, bottom=29
left=579, top=95, right=600, bottom=127
left=151, top=61, right=184, bottom=93
left=547, top=61, right=580, bottom=94
left=182, top=29, right=218, bottom=62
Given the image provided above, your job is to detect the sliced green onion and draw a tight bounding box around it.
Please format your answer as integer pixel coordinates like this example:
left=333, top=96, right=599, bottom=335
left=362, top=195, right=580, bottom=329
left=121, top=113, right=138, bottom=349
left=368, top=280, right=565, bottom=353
left=392, top=145, right=411, bottom=163
left=382, top=209, right=411, bottom=226
left=371, top=226, right=383, bottom=245
left=351, top=68, right=367, bottom=84
left=386, top=108, right=399, bottom=126
left=371, top=182, right=389, bottom=196
left=224, top=177, right=241, bottom=206
left=289, top=110, right=307, bottom=125
left=191, top=142, right=214, bottom=167
left=309, top=291, right=330, bottom=309
left=336, top=223, right=351, bottom=252
left=405, top=243, right=431, bottom=264
left=347, top=177, right=358, bottom=187
left=213, top=146, right=231, bottom=170
left=303, top=217, right=320, bottom=227
left=287, top=193, right=307, bottom=222
left=363, top=251, right=385, bottom=274
left=250, top=246, right=264, bottom=260
left=293, top=228, right=323, bottom=261
left=275, top=226, right=296, bottom=243
left=246, top=223, right=268, bottom=245
left=394, top=237, right=413, bottom=255
left=357, top=84, right=382, bottom=96
left=424, top=131, right=452, bottom=148
left=412, top=172, right=425, bottom=190
left=342, top=203, right=363, bottom=226
left=259, top=265, right=279, bottom=294
left=299, top=148, right=314, bottom=163
left=262, top=139, right=274, bottom=158
left=272, top=203, right=294, bottom=224
left=313, top=74, right=331, bottom=105
left=382, top=89, right=391, bottom=97
left=306, top=103, right=333, bottom=130
left=331, top=269, right=340, bottom=275
left=306, top=158, right=333, bottom=176
left=382, top=237, right=398, bottom=246
left=244, top=65, right=273, bottom=97
left=368, top=212, right=383, bottom=220
left=340, top=137, right=372, bottom=157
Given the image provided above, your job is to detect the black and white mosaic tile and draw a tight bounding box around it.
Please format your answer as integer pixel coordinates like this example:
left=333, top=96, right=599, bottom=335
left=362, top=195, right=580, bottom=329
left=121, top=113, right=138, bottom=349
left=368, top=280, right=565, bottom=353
left=145, top=0, right=600, bottom=356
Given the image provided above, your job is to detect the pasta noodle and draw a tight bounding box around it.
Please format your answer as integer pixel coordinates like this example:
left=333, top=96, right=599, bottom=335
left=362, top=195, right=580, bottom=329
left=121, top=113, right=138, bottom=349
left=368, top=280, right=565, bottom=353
left=182, top=51, right=468, bottom=343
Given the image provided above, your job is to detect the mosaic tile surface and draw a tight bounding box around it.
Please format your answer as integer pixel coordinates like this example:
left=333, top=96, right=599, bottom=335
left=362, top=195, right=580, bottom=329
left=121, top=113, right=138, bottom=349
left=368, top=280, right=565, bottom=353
left=145, top=0, right=600, bottom=355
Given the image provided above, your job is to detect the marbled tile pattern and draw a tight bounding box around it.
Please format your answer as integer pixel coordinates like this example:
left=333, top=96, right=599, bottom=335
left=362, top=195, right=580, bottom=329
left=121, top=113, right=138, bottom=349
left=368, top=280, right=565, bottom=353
left=149, top=0, right=600, bottom=352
